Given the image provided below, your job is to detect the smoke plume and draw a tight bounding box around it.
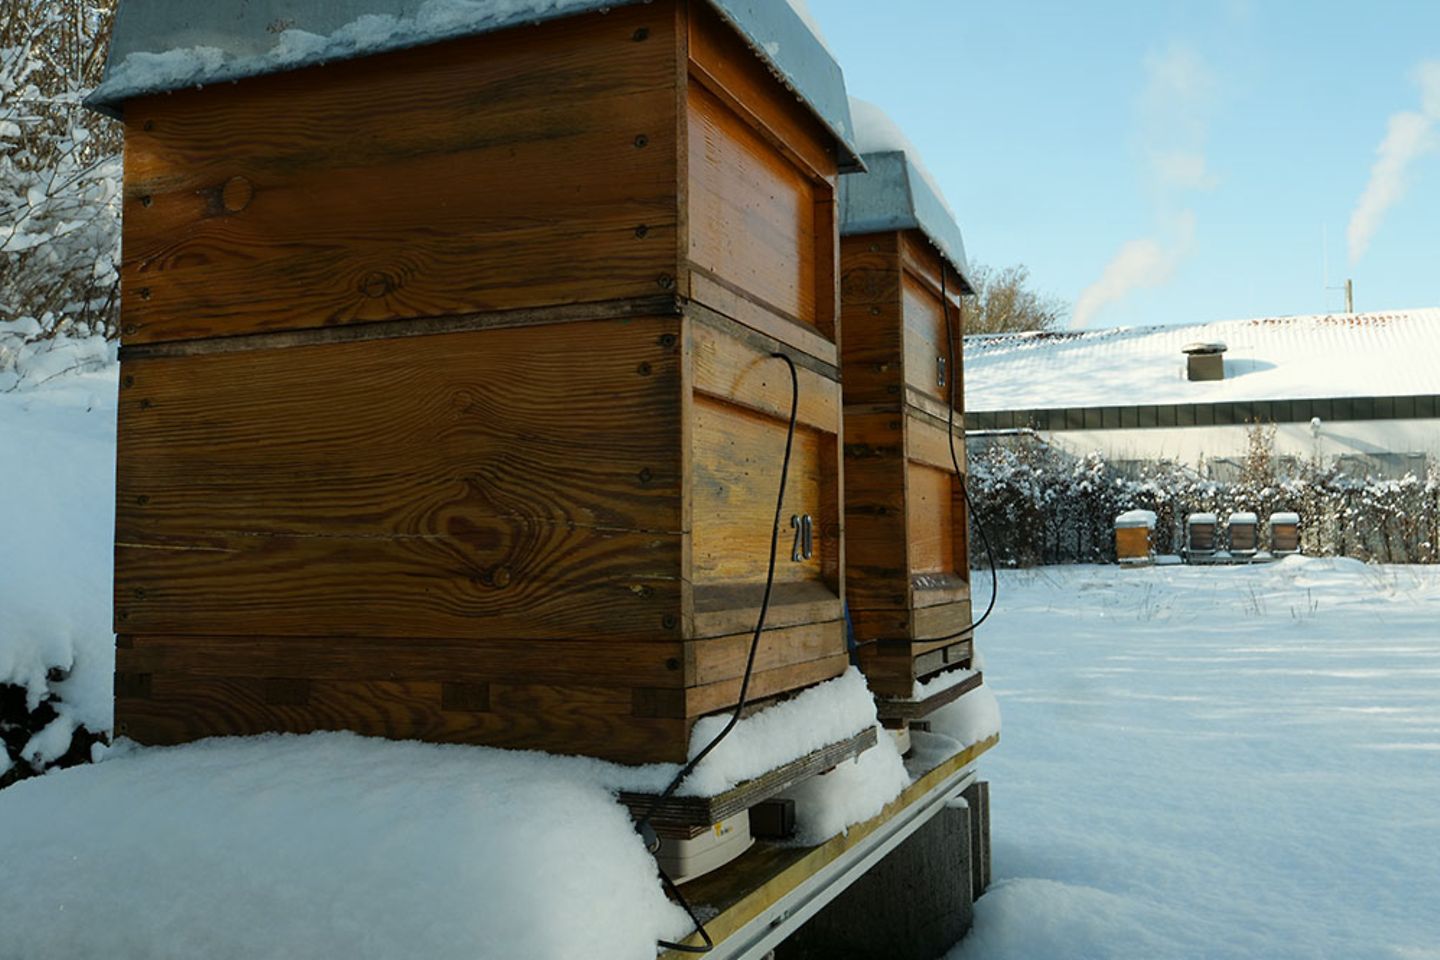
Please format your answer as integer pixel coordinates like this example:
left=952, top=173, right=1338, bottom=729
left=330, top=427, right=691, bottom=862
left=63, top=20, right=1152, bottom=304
left=1347, top=61, right=1440, bottom=264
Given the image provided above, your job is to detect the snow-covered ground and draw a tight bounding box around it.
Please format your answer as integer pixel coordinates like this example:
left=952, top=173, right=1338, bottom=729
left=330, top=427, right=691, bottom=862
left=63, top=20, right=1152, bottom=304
left=952, top=561, right=1440, bottom=960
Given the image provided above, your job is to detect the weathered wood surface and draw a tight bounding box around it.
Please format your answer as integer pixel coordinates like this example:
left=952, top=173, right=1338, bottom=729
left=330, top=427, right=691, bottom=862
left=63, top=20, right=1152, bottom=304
left=620, top=726, right=877, bottom=828
left=113, top=0, right=852, bottom=764
left=684, top=1, right=838, bottom=345
left=839, top=230, right=972, bottom=695
left=116, top=318, right=684, bottom=640
left=660, top=732, right=1001, bottom=957
left=875, top=670, right=985, bottom=721
left=1116, top=526, right=1152, bottom=560
left=121, top=4, right=681, bottom=345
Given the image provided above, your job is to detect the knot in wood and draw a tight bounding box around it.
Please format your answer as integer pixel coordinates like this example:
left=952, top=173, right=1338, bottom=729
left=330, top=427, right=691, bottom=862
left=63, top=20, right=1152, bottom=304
left=491, top=566, right=512, bottom=589
left=359, top=271, right=396, bottom=299
left=222, top=176, right=253, bottom=212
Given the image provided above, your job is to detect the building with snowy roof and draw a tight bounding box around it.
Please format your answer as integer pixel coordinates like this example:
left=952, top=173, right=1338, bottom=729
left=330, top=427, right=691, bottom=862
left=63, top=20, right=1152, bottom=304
left=964, top=309, right=1440, bottom=479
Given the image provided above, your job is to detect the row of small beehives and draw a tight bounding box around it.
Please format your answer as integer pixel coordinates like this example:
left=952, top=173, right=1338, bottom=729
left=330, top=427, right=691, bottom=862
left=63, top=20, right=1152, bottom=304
left=93, top=1, right=979, bottom=767
left=1116, top=511, right=1301, bottom=565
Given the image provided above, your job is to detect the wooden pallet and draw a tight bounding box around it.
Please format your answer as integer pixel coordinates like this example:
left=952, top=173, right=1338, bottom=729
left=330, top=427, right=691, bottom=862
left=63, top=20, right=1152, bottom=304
left=660, top=732, right=1001, bottom=957
left=621, top=726, right=877, bottom=829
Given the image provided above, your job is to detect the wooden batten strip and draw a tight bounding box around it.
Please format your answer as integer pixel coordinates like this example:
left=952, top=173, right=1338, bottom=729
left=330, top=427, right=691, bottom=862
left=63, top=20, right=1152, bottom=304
left=687, top=272, right=837, bottom=365
left=875, top=670, right=984, bottom=722
left=118, top=295, right=684, bottom=359
left=619, top=726, right=876, bottom=828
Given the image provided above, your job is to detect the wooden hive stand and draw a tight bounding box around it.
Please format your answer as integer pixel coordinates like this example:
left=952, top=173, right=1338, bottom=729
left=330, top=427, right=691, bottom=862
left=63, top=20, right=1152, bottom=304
left=834, top=147, right=979, bottom=717
left=91, top=0, right=867, bottom=766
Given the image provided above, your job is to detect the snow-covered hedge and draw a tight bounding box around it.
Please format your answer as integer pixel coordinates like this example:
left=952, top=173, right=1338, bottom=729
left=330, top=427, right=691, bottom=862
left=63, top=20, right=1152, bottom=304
left=967, top=438, right=1440, bottom=566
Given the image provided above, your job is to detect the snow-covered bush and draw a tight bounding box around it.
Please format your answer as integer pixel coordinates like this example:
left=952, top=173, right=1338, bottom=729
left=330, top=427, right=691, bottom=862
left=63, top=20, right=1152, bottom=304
left=1, top=0, right=121, bottom=345
left=967, top=435, right=1439, bottom=566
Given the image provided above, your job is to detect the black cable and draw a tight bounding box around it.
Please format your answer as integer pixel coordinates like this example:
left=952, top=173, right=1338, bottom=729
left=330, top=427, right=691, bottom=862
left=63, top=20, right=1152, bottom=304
left=645, top=351, right=800, bottom=954
left=913, top=265, right=999, bottom=644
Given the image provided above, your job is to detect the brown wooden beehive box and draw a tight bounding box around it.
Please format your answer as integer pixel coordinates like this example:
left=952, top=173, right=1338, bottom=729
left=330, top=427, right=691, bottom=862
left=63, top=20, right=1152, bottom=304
left=1186, top=513, right=1218, bottom=556
left=836, top=149, right=975, bottom=700
left=1114, top=510, right=1156, bottom=565
left=1227, top=513, right=1258, bottom=554
left=1270, top=512, right=1301, bottom=554
left=91, top=0, right=862, bottom=764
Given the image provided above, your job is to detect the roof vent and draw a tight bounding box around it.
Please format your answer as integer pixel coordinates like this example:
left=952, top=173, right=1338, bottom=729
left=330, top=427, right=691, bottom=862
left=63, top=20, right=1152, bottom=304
left=1182, top=341, right=1227, bottom=381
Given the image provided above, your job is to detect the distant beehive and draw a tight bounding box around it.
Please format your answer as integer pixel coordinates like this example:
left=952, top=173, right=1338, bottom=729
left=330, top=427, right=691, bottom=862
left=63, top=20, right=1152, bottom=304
left=1186, top=513, right=1218, bottom=556
left=1114, top=510, right=1156, bottom=565
left=1270, top=512, right=1301, bottom=555
left=1227, top=512, right=1258, bottom=555
left=836, top=148, right=975, bottom=699
left=90, top=0, right=861, bottom=764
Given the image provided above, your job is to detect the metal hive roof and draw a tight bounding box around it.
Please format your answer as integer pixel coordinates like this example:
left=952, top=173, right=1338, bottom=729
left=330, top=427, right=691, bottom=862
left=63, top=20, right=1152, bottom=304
left=86, top=0, right=862, bottom=170
left=838, top=149, right=974, bottom=293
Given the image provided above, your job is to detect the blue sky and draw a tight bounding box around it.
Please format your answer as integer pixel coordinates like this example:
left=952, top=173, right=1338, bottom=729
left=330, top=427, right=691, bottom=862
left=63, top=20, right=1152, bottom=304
left=807, top=0, right=1440, bottom=328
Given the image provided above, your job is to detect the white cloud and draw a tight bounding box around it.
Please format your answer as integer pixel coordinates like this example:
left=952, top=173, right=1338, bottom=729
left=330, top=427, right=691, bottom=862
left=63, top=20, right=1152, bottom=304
left=1346, top=61, right=1440, bottom=264
left=1072, top=46, right=1215, bottom=328
left=1073, top=212, right=1196, bottom=329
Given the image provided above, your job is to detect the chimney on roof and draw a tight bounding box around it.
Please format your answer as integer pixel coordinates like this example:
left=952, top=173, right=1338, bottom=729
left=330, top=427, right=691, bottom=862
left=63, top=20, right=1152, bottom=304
left=1182, top=341, right=1227, bottom=381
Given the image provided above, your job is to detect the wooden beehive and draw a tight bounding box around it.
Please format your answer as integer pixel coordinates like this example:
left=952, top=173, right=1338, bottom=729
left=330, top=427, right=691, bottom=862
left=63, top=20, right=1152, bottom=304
left=94, top=0, right=860, bottom=764
left=1114, top=510, right=1155, bottom=565
left=837, top=150, right=975, bottom=700
left=1186, top=513, right=1218, bottom=555
left=1270, top=512, right=1301, bottom=555
left=1228, top=512, right=1258, bottom=554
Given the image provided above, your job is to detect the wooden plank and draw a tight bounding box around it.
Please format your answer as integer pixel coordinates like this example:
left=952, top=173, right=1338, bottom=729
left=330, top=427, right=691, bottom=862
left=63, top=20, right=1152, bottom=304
left=690, top=396, right=828, bottom=587
left=685, top=0, right=837, bottom=184
left=116, top=318, right=685, bottom=640
left=117, top=634, right=689, bottom=688
left=906, top=463, right=955, bottom=576
left=620, top=726, right=877, bottom=827
left=838, top=233, right=904, bottom=409
left=690, top=582, right=842, bottom=640
left=121, top=4, right=680, bottom=344
left=686, top=82, right=820, bottom=333
left=118, top=296, right=682, bottom=360
left=905, top=407, right=965, bottom=473
left=116, top=673, right=692, bottom=764
left=688, top=271, right=838, bottom=366
left=660, top=732, right=1001, bottom=955
left=635, top=651, right=849, bottom=719
left=690, top=318, right=837, bottom=433
left=875, top=670, right=984, bottom=722
left=686, top=621, right=844, bottom=686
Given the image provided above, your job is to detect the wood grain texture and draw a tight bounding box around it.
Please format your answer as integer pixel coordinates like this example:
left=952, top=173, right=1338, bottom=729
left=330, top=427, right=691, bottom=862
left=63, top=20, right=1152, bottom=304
left=117, top=318, right=684, bottom=640
left=118, top=634, right=688, bottom=688
left=1116, top=526, right=1152, bottom=559
left=115, top=673, right=691, bottom=764
left=121, top=4, right=680, bottom=344
left=686, top=84, right=819, bottom=331
left=875, top=670, right=984, bottom=720
left=840, top=229, right=975, bottom=691
left=685, top=0, right=837, bottom=183
left=688, top=394, right=844, bottom=640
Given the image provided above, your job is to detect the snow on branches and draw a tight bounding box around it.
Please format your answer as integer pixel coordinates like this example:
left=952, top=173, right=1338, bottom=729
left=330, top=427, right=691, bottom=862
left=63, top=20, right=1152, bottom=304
left=1, top=0, right=120, bottom=351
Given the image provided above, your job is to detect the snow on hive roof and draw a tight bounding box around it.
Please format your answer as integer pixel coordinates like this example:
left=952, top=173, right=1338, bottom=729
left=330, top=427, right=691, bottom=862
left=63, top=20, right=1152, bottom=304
left=840, top=98, right=973, bottom=290
left=86, top=0, right=862, bottom=169
left=964, top=309, right=1440, bottom=412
